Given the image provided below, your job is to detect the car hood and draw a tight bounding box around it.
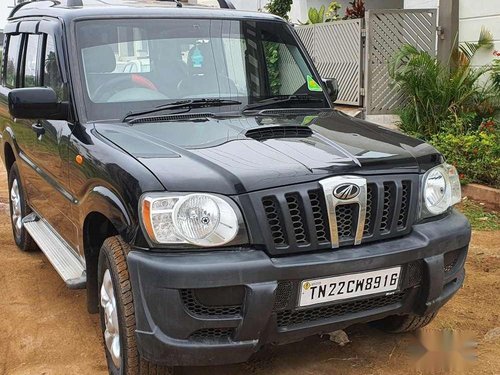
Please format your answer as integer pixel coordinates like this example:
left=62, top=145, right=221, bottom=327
left=94, top=110, right=442, bottom=195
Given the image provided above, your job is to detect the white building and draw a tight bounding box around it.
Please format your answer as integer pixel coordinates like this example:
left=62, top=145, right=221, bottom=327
left=230, top=0, right=404, bottom=24
left=232, top=0, right=499, bottom=69
left=1, top=0, right=16, bottom=32
left=459, top=0, right=500, bottom=68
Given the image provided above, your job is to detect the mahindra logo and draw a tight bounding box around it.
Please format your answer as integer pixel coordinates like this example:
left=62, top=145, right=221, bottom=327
left=333, top=183, right=360, bottom=200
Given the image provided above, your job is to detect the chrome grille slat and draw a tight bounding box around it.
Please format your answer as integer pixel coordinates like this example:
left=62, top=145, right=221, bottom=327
left=257, top=175, right=418, bottom=256
left=320, top=176, right=367, bottom=248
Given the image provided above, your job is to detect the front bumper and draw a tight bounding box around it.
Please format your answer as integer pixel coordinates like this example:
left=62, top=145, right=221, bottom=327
left=127, top=209, right=471, bottom=366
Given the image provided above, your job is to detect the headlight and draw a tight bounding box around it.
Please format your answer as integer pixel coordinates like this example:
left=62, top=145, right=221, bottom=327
left=421, top=163, right=461, bottom=218
left=140, top=193, right=246, bottom=247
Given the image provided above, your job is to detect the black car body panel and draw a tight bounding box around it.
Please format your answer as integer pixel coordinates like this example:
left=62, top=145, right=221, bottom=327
left=127, top=210, right=470, bottom=366
left=95, top=111, right=443, bottom=195
left=0, top=1, right=470, bottom=371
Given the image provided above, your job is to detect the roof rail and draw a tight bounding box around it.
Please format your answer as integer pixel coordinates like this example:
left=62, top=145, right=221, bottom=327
left=159, top=0, right=235, bottom=9
left=9, top=0, right=235, bottom=18
left=9, top=0, right=84, bottom=18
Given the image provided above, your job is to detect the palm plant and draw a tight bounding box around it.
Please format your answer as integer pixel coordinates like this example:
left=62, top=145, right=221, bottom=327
left=389, top=30, right=500, bottom=139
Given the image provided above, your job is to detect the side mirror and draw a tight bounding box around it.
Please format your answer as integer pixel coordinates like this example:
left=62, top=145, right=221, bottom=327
left=323, top=78, right=339, bottom=103
left=8, top=87, right=68, bottom=120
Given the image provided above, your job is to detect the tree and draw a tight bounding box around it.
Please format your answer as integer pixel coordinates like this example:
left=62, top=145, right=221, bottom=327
left=265, top=0, right=293, bottom=20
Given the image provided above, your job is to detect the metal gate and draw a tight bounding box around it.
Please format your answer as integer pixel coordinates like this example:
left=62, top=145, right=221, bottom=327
left=364, top=9, right=437, bottom=115
left=296, top=20, right=363, bottom=106
left=296, top=9, right=437, bottom=114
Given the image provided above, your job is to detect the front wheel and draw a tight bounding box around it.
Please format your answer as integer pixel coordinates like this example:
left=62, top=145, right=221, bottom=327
left=98, top=236, right=172, bottom=375
left=8, top=162, right=37, bottom=252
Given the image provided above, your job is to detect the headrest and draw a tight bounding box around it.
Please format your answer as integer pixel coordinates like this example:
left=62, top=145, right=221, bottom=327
left=83, top=44, right=116, bottom=74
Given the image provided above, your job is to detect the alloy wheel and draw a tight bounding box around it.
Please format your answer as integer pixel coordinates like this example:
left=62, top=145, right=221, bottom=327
left=10, top=179, right=22, bottom=237
left=101, top=269, right=121, bottom=369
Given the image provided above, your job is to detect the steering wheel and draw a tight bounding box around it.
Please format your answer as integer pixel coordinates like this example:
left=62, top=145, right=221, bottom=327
left=93, top=74, right=159, bottom=102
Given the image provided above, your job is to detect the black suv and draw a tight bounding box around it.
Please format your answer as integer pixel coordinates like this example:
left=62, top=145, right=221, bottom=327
left=0, top=1, right=471, bottom=374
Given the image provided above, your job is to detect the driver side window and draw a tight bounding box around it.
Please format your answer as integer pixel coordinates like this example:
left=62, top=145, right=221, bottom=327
left=42, top=34, right=67, bottom=101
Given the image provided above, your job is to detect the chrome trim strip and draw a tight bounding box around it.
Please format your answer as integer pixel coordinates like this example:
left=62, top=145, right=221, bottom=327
left=319, top=176, right=367, bottom=248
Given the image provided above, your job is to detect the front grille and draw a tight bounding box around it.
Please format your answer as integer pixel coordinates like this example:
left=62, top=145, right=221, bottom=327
left=380, top=183, right=394, bottom=232
left=398, top=181, right=411, bottom=228
left=274, top=281, right=294, bottom=311
left=406, top=261, right=423, bottom=286
left=309, top=190, right=329, bottom=242
left=263, top=197, right=287, bottom=248
left=180, top=289, right=241, bottom=317
left=256, top=175, right=418, bottom=256
left=276, top=292, right=406, bottom=328
left=336, top=204, right=357, bottom=241
left=286, top=193, right=309, bottom=245
left=444, top=249, right=462, bottom=274
left=363, top=184, right=376, bottom=235
left=189, top=328, right=233, bottom=342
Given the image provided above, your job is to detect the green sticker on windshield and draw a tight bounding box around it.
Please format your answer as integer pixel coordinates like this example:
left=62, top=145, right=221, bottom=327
left=302, top=115, right=318, bottom=126
left=307, top=75, right=323, bottom=92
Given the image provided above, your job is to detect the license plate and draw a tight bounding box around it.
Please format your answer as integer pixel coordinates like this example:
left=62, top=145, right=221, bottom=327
left=299, top=266, right=401, bottom=307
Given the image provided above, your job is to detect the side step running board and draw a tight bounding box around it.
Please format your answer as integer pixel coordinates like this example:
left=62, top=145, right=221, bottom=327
left=23, top=214, right=86, bottom=289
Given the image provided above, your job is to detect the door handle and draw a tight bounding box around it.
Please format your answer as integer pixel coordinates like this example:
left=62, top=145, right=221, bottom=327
left=31, top=122, right=45, bottom=137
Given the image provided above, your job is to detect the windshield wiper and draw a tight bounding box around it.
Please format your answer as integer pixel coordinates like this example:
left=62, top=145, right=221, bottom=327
left=242, top=94, right=324, bottom=113
left=122, top=99, right=242, bottom=123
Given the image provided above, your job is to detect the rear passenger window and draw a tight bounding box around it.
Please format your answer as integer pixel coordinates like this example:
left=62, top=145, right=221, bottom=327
left=43, top=35, right=66, bottom=100
left=5, top=34, right=22, bottom=88
left=24, top=34, right=41, bottom=87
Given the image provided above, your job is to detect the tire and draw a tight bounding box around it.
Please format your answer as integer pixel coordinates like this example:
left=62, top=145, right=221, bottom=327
left=371, top=311, right=438, bottom=333
left=98, top=236, right=172, bottom=375
left=8, top=162, right=37, bottom=252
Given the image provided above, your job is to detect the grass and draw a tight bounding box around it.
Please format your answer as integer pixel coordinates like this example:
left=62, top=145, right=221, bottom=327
left=457, top=198, right=500, bottom=231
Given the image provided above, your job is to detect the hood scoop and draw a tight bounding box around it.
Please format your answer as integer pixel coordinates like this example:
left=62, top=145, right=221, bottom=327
left=245, top=126, right=313, bottom=141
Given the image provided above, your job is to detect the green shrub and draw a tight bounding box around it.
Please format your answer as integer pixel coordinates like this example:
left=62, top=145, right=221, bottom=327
left=430, top=125, right=500, bottom=188
left=300, top=2, right=342, bottom=24
left=389, top=45, right=500, bottom=139
left=307, top=5, right=326, bottom=24
left=390, top=27, right=500, bottom=140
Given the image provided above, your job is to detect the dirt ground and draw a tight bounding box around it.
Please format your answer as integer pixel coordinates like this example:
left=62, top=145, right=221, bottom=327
left=0, top=164, right=499, bottom=375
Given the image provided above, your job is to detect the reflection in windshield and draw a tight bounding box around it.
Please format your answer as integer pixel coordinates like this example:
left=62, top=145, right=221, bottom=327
left=76, top=18, right=328, bottom=121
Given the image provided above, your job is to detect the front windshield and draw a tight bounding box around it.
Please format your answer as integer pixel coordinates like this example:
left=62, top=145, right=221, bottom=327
left=75, top=18, right=329, bottom=121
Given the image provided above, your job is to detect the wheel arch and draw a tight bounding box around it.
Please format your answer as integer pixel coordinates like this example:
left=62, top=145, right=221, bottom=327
left=80, top=184, right=139, bottom=313
left=82, top=211, right=119, bottom=314
left=3, top=142, right=16, bottom=176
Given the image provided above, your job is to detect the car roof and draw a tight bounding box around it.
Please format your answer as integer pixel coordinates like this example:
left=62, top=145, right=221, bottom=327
left=9, top=0, right=283, bottom=24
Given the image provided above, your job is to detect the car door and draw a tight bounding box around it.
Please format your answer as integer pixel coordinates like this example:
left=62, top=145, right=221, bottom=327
left=10, top=24, right=78, bottom=250
left=0, top=29, right=43, bottom=219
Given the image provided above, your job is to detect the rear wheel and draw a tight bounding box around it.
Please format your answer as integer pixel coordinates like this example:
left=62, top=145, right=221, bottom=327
left=371, top=312, right=438, bottom=333
left=98, top=236, right=172, bottom=375
left=8, top=162, right=37, bottom=252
